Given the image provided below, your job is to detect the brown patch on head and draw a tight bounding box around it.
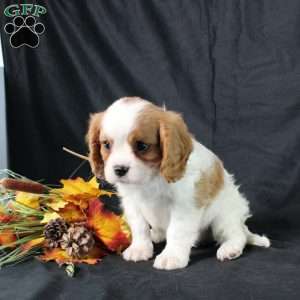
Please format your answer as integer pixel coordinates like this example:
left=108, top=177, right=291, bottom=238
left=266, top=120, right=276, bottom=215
left=129, top=104, right=193, bottom=182
left=86, top=112, right=105, bottom=178
left=129, top=105, right=162, bottom=166
left=99, top=136, right=113, bottom=162
left=194, top=159, right=224, bottom=207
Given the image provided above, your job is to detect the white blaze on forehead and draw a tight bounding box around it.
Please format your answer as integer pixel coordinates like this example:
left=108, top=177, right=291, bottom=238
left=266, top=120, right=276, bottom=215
left=102, top=97, right=149, bottom=140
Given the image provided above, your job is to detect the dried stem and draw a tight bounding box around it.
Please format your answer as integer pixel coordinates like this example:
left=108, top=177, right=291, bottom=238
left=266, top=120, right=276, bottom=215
left=62, top=147, right=89, bottom=161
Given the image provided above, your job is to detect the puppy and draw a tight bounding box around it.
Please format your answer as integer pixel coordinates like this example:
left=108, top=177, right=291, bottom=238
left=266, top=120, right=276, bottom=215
left=87, top=97, right=270, bottom=270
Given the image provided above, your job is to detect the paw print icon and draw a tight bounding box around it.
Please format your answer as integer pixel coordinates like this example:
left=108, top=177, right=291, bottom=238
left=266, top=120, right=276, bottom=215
left=4, top=16, right=45, bottom=48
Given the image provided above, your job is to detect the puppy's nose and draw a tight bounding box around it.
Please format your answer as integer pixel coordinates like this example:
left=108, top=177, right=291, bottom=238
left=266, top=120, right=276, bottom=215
left=114, top=165, right=129, bottom=177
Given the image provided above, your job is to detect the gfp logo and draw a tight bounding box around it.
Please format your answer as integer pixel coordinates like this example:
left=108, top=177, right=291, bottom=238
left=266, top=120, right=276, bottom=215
left=3, top=4, right=47, bottom=48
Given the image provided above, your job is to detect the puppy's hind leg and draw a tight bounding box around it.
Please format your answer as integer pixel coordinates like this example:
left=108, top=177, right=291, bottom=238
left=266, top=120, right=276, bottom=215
left=213, top=219, right=247, bottom=262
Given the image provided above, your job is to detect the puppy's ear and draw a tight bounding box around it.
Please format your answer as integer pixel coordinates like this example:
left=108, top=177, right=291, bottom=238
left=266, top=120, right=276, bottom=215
left=86, top=112, right=105, bottom=178
left=159, top=111, right=193, bottom=183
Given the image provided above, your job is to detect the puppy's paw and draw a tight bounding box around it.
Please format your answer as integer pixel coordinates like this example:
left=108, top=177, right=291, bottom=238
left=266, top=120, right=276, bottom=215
left=122, top=242, right=153, bottom=262
left=153, top=252, right=188, bottom=270
left=217, top=242, right=243, bottom=262
left=150, top=228, right=166, bottom=243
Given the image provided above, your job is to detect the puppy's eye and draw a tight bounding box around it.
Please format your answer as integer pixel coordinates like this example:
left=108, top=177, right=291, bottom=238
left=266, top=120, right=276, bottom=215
left=135, top=141, right=149, bottom=152
left=102, top=141, right=111, bottom=150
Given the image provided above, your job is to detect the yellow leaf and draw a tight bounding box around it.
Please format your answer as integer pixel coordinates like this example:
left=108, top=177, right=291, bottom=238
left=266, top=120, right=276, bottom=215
left=88, top=176, right=99, bottom=189
left=61, top=194, right=91, bottom=210
left=53, top=177, right=101, bottom=197
left=40, top=212, right=61, bottom=224
left=16, top=192, right=40, bottom=209
left=51, top=177, right=114, bottom=210
left=46, top=198, right=67, bottom=211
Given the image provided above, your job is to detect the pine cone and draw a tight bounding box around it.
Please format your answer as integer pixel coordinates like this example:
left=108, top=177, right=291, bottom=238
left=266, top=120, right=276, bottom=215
left=60, top=223, right=95, bottom=258
left=44, top=218, right=68, bottom=248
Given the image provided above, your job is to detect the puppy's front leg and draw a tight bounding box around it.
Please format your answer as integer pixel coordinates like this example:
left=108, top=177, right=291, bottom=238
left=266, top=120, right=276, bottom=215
left=122, top=198, right=153, bottom=262
left=154, top=208, right=203, bottom=270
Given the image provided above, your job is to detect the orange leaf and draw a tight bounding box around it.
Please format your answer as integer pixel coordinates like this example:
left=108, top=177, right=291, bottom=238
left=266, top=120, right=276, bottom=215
left=39, top=246, right=105, bottom=265
left=0, top=229, right=17, bottom=247
left=58, top=203, right=86, bottom=223
left=21, top=237, right=45, bottom=252
left=87, top=198, right=131, bottom=252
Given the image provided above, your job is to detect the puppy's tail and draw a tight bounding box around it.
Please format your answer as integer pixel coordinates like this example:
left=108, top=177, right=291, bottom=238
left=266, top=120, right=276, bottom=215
left=245, top=227, right=271, bottom=248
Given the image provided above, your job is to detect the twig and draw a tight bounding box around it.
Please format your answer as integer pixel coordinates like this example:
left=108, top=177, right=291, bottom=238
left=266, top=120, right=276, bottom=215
left=68, top=160, right=87, bottom=179
left=62, top=147, right=89, bottom=161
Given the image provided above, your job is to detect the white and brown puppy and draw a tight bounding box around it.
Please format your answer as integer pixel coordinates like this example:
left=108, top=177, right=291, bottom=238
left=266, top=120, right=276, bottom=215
left=87, top=97, right=270, bottom=270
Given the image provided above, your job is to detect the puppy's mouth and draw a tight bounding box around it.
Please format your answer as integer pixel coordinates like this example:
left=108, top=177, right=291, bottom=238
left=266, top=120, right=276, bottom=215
left=106, top=175, right=130, bottom=185
left=113, top=177, right=143, bottom=185
left=116, top=177, right=130, bottom=184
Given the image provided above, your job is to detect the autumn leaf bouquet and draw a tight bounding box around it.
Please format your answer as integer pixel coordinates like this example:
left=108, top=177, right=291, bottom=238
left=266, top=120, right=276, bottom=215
left=0, top=169, right=131, bottom=276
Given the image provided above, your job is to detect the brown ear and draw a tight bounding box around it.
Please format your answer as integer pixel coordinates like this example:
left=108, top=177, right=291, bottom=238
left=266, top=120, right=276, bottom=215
left=86, top=112, right=104, bottom=178
left=159, top=111, right=193, bottom=183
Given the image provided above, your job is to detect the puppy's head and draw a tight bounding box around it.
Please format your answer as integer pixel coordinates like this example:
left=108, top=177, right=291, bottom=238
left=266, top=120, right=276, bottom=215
left=86, top=97, right=193, bottom=185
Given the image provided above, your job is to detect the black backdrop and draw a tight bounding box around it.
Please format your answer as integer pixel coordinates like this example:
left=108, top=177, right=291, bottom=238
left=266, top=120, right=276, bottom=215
left=1, top=1, right=300, bottom=299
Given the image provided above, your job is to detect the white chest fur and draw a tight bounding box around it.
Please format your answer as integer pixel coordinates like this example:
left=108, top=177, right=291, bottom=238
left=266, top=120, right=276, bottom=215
left=117, top=174, right=172, bottom=231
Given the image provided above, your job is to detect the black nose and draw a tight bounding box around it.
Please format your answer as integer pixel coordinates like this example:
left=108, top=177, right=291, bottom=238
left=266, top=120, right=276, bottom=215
left=114, top=165, right=129, bottom=177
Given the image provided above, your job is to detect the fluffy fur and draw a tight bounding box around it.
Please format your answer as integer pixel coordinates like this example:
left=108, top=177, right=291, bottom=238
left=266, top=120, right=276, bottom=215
left=87, top=97, right=270, bottom=270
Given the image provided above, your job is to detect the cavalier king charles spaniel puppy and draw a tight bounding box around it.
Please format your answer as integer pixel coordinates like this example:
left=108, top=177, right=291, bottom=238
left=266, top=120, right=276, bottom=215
left=87, top=97, right=270, bottom=270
